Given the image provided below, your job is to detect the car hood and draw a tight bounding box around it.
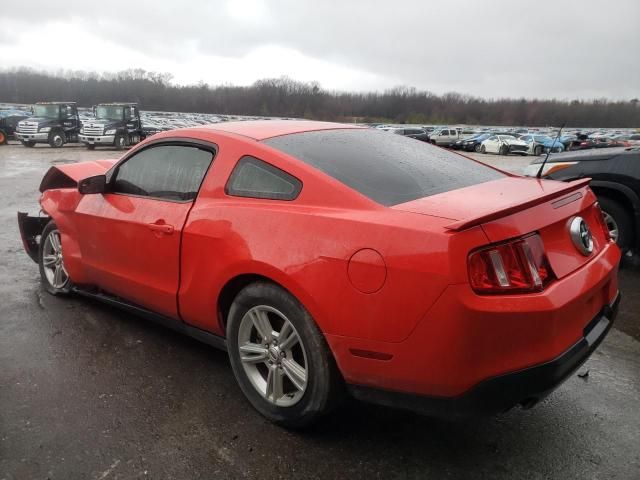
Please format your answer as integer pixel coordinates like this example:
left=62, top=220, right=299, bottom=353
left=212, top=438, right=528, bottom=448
left=82, top=121, right=122, bottom=129
left=19, top=117, right=56, bottom=125
left=39, top=159, right=118, bottom=192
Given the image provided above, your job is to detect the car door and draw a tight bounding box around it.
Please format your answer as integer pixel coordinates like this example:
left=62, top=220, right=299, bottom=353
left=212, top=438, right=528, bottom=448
left=484, top=135, right=497, bottom=152
left=74, top=142, right=215, bottom=318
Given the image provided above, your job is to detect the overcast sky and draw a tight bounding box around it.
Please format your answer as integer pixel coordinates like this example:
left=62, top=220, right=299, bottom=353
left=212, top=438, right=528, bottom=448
left=1, top=0, right=638, bottom=99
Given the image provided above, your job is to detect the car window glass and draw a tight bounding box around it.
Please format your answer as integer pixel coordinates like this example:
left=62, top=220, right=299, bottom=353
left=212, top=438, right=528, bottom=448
left=265, top=129, right=504, bottom=206
left=226, top=156, right=302, bottom=201
left=113, top=144, right=214, bottom=201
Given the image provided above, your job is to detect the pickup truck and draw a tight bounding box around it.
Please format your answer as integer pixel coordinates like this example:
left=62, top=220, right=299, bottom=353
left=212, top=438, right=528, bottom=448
left=15, top=102, right=81, bottom=148
left=79, top=103, right=157, bottom=150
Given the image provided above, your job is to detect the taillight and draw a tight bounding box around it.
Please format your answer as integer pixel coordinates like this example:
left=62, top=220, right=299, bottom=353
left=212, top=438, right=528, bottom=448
left=468, top=234, right=555, bottom=294
left=593, top=202, right=612, bottom=241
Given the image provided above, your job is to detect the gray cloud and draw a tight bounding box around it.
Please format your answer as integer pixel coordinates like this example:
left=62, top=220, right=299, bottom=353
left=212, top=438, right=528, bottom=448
left=2, top=0, right=639, bottom=99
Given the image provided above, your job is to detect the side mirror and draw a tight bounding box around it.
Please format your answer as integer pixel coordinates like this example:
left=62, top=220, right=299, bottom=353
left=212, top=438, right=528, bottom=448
left=78, top=175, right=107, bottom=194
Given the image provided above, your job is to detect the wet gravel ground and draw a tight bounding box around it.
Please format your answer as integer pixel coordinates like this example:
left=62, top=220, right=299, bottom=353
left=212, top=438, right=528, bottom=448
left=0, top=142, right=638, bottom=480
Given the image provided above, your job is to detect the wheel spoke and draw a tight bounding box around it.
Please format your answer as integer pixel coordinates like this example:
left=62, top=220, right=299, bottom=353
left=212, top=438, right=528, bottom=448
left=278, top=327, right=299, bottom=352
left=50, top=233, right=61, bottom=253
left=54, top=265, right=63, bottom=286
left=239, top=343, right=268, bottom=364
left=43, top=255, right=57, bottom=266
left=281, top=358, right=307, bottom=391
left=250, top=309, right=273, bottom=343
left=265, top=366, right=284, bottom=402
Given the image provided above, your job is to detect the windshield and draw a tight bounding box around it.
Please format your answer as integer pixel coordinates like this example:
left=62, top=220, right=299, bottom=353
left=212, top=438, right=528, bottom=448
left=34, top=105, right=60, bottom=118
left=96, top=106, right=124, bottom=121
left=497, top=135, right=516, bottom=141
left=534, top=135, right=553, bottom=142
left=264, top=129, right=504, bottom=206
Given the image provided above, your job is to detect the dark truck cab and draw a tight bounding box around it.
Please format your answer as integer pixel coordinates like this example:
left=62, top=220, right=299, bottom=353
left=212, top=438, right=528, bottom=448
left=15, top=102, right=80, bottom=148
left=79, top=103, right=152, bottom=150
left=0, top=109, right=31, bottom=145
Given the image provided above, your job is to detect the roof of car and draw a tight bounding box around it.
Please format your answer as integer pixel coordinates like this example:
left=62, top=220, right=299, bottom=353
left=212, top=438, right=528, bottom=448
left=193, top=120, right=363, bottom=141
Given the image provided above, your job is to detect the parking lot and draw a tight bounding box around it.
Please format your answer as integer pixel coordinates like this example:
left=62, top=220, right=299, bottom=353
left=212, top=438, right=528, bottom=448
left=1, top=142, right=638, bottom=479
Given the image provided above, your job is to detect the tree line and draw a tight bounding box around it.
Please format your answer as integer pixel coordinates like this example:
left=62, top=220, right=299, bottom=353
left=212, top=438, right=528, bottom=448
left=1, top=67, right=638, bottom=127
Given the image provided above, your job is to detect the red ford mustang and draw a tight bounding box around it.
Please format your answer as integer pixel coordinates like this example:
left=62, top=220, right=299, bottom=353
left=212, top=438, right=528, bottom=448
left=18, top=121, right=620, bottom=427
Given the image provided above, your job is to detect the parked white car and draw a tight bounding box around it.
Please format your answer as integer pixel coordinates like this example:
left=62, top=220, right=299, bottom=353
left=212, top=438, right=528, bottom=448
left=479, top=135, right=529, bottom=155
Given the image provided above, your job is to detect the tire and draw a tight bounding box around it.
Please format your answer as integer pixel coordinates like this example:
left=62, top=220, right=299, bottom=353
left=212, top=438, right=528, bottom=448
left=38, top=221, right=72, bottom=296
left=0, top=129, right=7, bottom=145
left=499, top=145, right=509, bottom=156
left=86, top=144, right=96, bottom=150
left=474, top=143, right=482, bottom=153
left=598, top=196, right=634, bottom=253
left=227, top=282, right=342, bottom=428
left=534, top=145, right=543, bottom=156
left=114, top=133, right=127, bottom=150
left=480, top=145, right=486, bottom=154
left=21, top=141, right=36, bottom=148
left=48, top=130, right=66, bottom=148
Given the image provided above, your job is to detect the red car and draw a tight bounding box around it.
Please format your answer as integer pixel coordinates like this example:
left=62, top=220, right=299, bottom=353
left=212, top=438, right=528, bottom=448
left=18, top=121, right=620, bottom=427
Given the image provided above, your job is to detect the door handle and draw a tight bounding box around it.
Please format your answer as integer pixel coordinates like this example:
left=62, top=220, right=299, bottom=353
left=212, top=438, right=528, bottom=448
left=148, top=222, right=174, bottom=234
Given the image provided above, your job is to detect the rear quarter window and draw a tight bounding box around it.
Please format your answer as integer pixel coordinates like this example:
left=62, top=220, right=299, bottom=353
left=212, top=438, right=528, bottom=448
left=264, top=129, right=504, bottom=206
left=226, top=156, right=302, bottom=201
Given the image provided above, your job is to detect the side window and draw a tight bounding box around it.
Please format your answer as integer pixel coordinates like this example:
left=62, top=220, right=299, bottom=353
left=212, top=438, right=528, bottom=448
left=226, top=156, right=302, bottom=201
left=112, top=144, right=214, bottom=201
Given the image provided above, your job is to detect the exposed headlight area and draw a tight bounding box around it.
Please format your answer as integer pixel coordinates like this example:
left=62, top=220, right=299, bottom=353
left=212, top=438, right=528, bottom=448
left=105, top=129, right=116, bottom=135
left=39, top=127, right=51, bottom=133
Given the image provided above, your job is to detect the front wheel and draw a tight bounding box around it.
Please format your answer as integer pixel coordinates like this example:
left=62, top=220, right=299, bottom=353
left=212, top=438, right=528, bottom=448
left=534, top=145, right=543, bottom=156
left=480, top=144, right=486, bottom=154
left=38, top=221, right=72, bottom=295
left=227, top=282, right=341, bottom=428
left=499, top=145, right=509, bottom=155
left=48, top=131, right=66, bottom=148
left=0, top=129, right=7, bottom=145
left=474, top=143, right=482, bottom=153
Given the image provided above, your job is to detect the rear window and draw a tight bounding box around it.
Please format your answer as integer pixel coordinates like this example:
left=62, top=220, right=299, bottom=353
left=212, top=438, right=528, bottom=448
left=264, top=129, right=504, bottom=206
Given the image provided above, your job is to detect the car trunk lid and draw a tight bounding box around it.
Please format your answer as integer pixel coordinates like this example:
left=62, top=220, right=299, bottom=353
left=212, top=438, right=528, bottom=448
left=392, top=177, right=611, bottom=278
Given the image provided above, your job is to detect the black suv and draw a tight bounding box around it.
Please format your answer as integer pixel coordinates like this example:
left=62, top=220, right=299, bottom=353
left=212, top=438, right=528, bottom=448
left=525, top=147, right=640, bottom=253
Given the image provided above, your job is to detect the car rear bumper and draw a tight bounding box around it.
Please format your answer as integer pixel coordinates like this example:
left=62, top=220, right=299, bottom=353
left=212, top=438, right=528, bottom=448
left=348, top=292, right=619, bottom=417
left=78, top=134, right=115, bottom=144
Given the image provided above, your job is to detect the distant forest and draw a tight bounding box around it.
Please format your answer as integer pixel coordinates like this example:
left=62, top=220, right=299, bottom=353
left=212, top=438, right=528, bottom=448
left=1, top=68, right=638, bottom=127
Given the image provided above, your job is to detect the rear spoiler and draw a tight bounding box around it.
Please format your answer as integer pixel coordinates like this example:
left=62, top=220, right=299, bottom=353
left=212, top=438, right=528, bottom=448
left=445, top=178, right=592, bottom=232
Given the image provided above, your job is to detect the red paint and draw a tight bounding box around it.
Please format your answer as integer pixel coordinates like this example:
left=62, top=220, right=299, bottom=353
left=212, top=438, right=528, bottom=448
left=37, top=121, right=620, bottom=401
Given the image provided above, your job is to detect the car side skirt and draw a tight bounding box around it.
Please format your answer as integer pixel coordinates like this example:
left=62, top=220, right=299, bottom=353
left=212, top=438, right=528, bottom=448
left=72, top=287, right=228, bottom=352
left=348, top=292, right=619, bottom=418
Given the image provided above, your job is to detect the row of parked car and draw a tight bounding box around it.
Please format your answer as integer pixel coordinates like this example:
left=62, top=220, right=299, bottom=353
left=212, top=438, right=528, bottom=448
left=0, top=101, right=157, bottom=149
left=378, top=125, right=640, bottom=156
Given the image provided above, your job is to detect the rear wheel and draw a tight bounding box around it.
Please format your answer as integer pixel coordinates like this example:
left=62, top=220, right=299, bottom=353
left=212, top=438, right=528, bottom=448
left=598, top=196, right=634, bottom=253
left=227, top=282, right=341, bottom=428
left=48, top=131, right=66, bottom=148
left=21, top=140, right=35, bottom=148
left=38, top=221, right=72, bottom=295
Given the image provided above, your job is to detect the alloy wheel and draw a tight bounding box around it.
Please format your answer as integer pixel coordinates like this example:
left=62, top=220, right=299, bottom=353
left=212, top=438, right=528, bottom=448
left=237, top=305, right=308, bottom=407
left=602, top=211, right=619, bottom=243
left=42, top=229, right=69, bottom=289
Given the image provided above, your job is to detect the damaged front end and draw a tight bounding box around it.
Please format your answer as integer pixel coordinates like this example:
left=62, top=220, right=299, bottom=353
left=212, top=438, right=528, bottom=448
left=17, top=212, right=49, bottom=263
